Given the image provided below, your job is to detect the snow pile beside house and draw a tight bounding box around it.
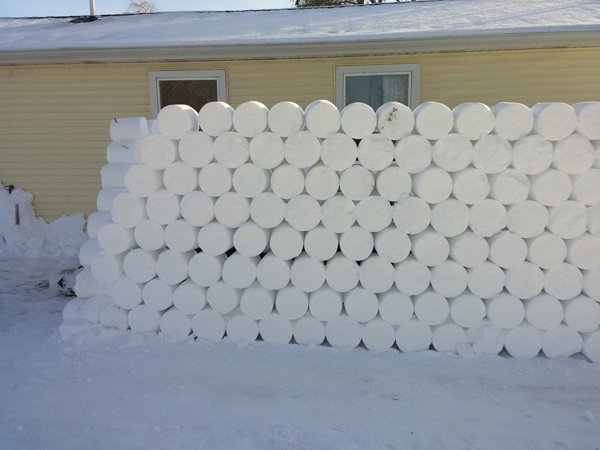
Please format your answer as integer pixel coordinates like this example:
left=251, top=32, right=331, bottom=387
left=63, top=99, right=600, bottom=361
left=0, top=184, right=86, bottom=258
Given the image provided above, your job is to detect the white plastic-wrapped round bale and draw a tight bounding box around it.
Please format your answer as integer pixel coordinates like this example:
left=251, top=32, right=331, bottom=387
left=325, top=254, right=359, bottom=293
left=339, top=165, right=374, bottom=201
left=547, top=201, right=587, bottom=240
left=248, top=132, right=284, bottom=170
left=321, top=133, right=358, bottom=172
left=304, top=164, right=339, bottom=201
left=321, top=195, right=356, bottom=233
left=309, top=287, right=343, bottom=322
left=542, top=325, right=583, bottom=358
left=526, top=232, right=566, bottom=269
left=146, top=189, right=180, bottom=225
left=87, top=212, right=112, bottom=240
left=188, top=252, right=225, bottom=287
left=396, top=319, right=432, bottom=352
left=393, top=196, right=431, bottom=235
left=512, top=135, right=553, bottom=175
left=358, top=255, right=395, bottom=294
left=467, top=263, right=505, bottom=299
left=452, top=168, right=490, bottom=205
left=531, top=102, right=577, bottom=141
left=543, top=263, right=583, bottom=300
left=378, top=288, right=414, bottom=326
left=180, top=192, right=214, bottom=227
left=430, top=199, right=469, bottom=238
left=134, top=220, right=164, bottom=251
left=214, top=192, right=250, bottom=228
left=489, top=169, right=530, bottom=205
left=207, top=281, right=241, bottom=314
left=304, top=226, right=338, bottom=262
left=233, top=222, right=270, bottom=257
left=173, top=281, right=207, bottom=316
left=270, top=164, right=305, bottom=200
left=394, top=257, right=431, bottom=296
left=268, top=101, right=304, bottom=138
left=413, top=101, right=453, bottom=140
left=375, top=166, right=412, bottom=202
left=432, top=134, right=473, bottom=172
left=293, top=316, right=326, bottom=346
left=79, top=238, right=102, bottom=267
left=123, top=248, right=157, bottom=284
left=491, top=102, right=534, bottom=141
left=341, top=102, right=376, bottom=139
left=139, top=134, right=178, bottom=170
left=110, top=117, right=149, bottom=141
left=304, top=99, right=341, bottom=138
left=488, top=231, right=527, bottom=269
left=163, top=162, right=198, bottom=196
left=413, top=290, right=449, bottom=326
left=449, top=232, right=489, bottom=268
left=111, top=276, right=143, bottom=310
left=100, top=163, right=131, bottom=188
left=178, top=131, right=214, bottom=168
left=259, top=313, right=293, bottom=344
left=232, top=101, right=268, bottom=138
left=504, top=262, right=544, bottom=299
left=221, top=253, right=259, bottom=289
left=574, top=102, right=600, bottom=140
left=191, top=309, right=226, bottom=342
left=156, top=250, right=193, bottom=285
left=240, top=283, right=275, bottom=320
left=107, top=140, right=140, bottom=164
left=212, top=131, right=250, bottom=169
left=325, top=315, right=362, bottom=349
left=572, top=169, right=600, bottom=206
left=449, top=294, right=486, bottom=328
left=99, top=304, right=129, bottom=331
left=563, top=295, right=600, bottom=333
left=142, top=278, right=175, bottom=312
left=530, top=169, right=572, bottom=206
left=90, top=252, right=123, bottom=284
left=284, top=131, right=322, bottom=169
left=198, top=101, right=233, bottom=137
left=410, top=231, right=449, bottom=267
left=374, top=228, right=411, bottom=264
left=469, top=199, right=507, bottom=237
left=567, top=234, right=600, bottom=270
left=357, top=134, right=395, bottom=172
left=275, top=286, right=309, bottom=321
left=164, top=220, right=198, bottom=252
left=157, top=104, right=198, bottom=139
left=97, top=223, right=135, bottom=255
left=160, top=309, right=192, bottom=341
left=507, top=201, right=548, bottom=238
left=452, top=102, right=494, bottom=139
left=257, top=253, right=291, bottom=290
left=524, top=294, right=564, bottom=331
left=583, top=270, right=600, bottom=301
left=362, top=319, right=396, bottom=351
left=412, top=167, right=453, bottom=204
left=485, top=293, right=525, bottom=329
left=472, top=135, right=513, bottom=174
left=344, top=287, right=379, bottom=323
left=269, top=224, right=304, bottom=261
left=582, top=330, right=600, bottom=363
left=339, top=226, right=374, bottom=262
left=355, top=196, right=392, bottom=233
left=430, top=261, right=468, bottom=298
left=128, top=305, right=162, bottom=333
left=394, top=135, right=432, bottom=174
left=467, top=320, right=505, bottom=356
left=376, top=102, right=414, bottom=140
left=285, top=194, right=321, bottom=232
left=250, top=193, right=286, bottom=229
left=124, top=165, right=163, bottom=198
left=432, top=323, right=468, bottom=354
left=504, top=325, right=542, bottom=359
left=198, top=163, right=232, bottom=197
left=553, top=133, right=595, bottom=174
left=290, top=255, right=326, bottom=293
left=232, top=163, right=269, bottom=198
left=111, top=192, right=146, bottom=229
left=226, top=314, right=259, bottom=343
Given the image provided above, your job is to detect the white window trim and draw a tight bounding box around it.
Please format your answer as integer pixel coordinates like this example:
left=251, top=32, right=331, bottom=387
left=149, top=70, right=227, bottom=117
left=335, top=64, right=420, bottom=110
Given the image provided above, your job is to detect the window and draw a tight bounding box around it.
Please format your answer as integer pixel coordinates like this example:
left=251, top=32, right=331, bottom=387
left=149, top=70, right=227, bottom=117
left=335, top=64, right=420, bottom=111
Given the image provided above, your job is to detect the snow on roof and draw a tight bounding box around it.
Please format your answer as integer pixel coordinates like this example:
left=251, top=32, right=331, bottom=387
left=0, top=0, right=599, bottom=52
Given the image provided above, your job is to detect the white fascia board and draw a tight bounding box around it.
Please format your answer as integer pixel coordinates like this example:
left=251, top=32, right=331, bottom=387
left=0, top=31, right=599, bottom=66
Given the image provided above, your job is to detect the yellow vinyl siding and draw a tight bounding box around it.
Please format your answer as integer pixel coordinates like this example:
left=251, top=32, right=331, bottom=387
left=1, top=47, right=599, bottom=220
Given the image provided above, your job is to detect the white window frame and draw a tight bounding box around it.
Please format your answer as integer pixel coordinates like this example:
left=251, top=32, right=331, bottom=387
left=149, top=70, right=227, bottom=117
left=335, top=64, right=420, bottom=110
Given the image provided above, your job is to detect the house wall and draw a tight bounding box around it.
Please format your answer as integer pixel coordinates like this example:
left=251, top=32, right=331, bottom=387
left=1, top=46, right=599, bottom=220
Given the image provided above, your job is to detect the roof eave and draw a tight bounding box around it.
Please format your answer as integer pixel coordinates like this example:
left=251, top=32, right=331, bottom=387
left=0, top=30, right=599, bottom=65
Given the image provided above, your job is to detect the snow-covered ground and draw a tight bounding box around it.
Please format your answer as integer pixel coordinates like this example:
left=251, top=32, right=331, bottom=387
left=2, top=255, right=600, bottom=449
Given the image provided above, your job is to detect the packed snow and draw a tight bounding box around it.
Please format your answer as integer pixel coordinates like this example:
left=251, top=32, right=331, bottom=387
left=0, top=0, right=599, bottom=52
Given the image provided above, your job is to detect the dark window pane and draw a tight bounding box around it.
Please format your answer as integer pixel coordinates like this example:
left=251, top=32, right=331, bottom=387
left=159, top=79, right=218, bottom=111
left=345, top=74, right=409, bottom=109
